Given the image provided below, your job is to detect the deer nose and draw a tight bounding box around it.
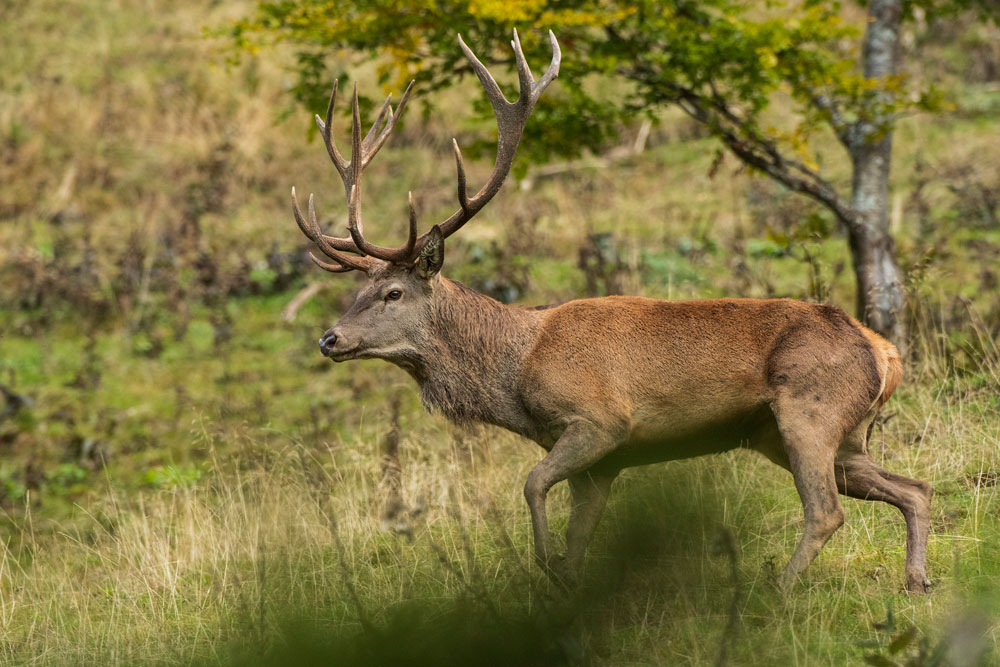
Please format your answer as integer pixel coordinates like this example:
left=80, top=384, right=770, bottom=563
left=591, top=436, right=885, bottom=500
left=318, top=331, right=338, bottom=357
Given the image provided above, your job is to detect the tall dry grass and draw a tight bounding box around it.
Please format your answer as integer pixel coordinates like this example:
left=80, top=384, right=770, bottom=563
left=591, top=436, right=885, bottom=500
left=1, top=328, right=997, bottom=665
left=2, top=1, right=999, bottom=665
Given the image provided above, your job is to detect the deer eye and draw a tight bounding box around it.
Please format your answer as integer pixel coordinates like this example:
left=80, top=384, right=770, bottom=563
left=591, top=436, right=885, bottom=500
left=385, top=289, right=402, bottom=301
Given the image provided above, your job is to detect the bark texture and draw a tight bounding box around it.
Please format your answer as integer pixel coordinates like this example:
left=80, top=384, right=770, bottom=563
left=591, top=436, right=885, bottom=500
left=847, top=0, right=908, bottom=349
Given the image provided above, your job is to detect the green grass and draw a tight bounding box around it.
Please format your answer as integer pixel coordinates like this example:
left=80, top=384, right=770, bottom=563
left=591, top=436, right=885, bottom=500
left=1, top=0, right=1000, bottom=664
left=1, top=281, right=997, bottom=665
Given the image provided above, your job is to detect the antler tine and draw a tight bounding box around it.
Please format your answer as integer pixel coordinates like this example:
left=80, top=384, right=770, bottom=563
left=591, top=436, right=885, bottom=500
left=452, top=139, right=470, bottom=214
left=309, top=252, right=355, bottom=273
left=345, top=87, right=372, bottom=255
left=350, top=84, right=363, bottom=192
left=362, top=93, right=394, bottom=154
left=536, top=30, right=561, bottom=92
left=511, top=29, right=535, bottom=99
left=309, top=192, right=372, bottom=272
left=291, top=186, right=315, bottom=241
left=293, top=187, right=347, bottom=271
left=345, top=185, right=417, bottom=262
left=315, top=80, right=349, bottom=182
left=291, top=187, right=370, bottom=272
left=405, top=191, right=418, bottom=255
left=457, top=34, right=509, bottom=106
left=418, top=29, right=560, bottom=245
left=364, top=80, right=414, bottom=167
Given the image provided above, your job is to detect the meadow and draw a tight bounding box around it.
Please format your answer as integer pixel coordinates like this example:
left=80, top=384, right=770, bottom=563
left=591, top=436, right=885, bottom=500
left=1, top=0, right=999, bottom=664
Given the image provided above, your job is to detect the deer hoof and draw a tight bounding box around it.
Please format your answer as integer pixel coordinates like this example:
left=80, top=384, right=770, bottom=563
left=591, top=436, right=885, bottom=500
left=777, top=570, right=799, bottom=595
left=541, top=554, right=578, bottom=589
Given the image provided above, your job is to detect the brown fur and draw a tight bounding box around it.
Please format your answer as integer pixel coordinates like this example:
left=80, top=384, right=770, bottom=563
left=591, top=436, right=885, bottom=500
left=322, top=270, right=931, bottom=593
left=415, top=279, right=544, bottom=431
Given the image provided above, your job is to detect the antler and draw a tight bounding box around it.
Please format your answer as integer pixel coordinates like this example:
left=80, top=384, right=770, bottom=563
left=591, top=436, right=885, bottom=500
left=293, top=29, right=560, bottom=273
left=425, top=29, right=560, bottom=246
left=291, top=186, right=372, bottom=272
left=292, top=77, right=416, bottom=271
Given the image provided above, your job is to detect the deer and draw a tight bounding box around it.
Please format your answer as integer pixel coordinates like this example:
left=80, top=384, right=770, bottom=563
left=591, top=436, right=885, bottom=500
left=290, top=29, right=933, bottom=593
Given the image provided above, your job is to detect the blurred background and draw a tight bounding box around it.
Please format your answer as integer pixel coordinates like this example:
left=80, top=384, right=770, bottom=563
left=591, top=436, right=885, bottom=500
left=0, top=0, right=998, bottom=664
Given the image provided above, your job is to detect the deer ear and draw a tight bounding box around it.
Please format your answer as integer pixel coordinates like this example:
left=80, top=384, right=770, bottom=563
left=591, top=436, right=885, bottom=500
left=416, top=225, right=444, bottom=279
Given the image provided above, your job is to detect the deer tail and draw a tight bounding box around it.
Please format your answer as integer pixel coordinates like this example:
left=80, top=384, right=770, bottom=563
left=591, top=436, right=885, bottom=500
left=853, top=319, right=903, bottom=409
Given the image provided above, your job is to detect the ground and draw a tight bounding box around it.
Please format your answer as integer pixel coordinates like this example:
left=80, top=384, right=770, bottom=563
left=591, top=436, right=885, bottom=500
left=0, top=1, right=999, bottom=664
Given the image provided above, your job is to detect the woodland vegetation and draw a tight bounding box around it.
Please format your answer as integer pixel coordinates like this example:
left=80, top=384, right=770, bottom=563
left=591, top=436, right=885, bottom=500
left=0, top=0, right=999, bottom=664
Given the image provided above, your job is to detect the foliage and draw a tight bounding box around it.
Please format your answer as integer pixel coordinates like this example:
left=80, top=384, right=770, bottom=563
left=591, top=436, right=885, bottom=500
left=2, top=0, right=1000, bottom=664
left=225, top=0, right=950, bottom=181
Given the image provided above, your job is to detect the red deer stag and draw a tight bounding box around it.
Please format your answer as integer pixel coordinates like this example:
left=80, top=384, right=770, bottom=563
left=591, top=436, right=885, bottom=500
left=291, top=30, right=932, bottom=593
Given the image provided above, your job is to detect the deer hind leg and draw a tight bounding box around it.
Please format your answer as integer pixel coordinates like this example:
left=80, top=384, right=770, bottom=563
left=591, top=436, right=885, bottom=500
left=772, top=404, right=846, bottom=592
left=835, top=419, right=933, bottom=593
left=524, top=420, right=622, bottom=585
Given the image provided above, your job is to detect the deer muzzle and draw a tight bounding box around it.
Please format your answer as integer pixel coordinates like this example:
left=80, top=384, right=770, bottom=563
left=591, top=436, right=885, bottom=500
left=318, top=330, right=339, bottom=357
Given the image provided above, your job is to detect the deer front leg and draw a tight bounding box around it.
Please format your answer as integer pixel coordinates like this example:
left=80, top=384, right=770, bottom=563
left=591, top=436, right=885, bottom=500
left=566, top=470, right=617, bottom=576
left=524, top=420, right=622, bottom=584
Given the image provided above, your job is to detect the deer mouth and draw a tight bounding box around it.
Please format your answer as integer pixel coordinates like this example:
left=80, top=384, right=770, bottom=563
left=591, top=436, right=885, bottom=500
left=327, top=345, right=361, bottom=362
left=319, top=335, right=361, bottom=361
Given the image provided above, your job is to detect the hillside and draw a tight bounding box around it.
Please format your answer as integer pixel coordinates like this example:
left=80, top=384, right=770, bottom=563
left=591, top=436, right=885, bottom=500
left=1, top=0, right=999, bottom=664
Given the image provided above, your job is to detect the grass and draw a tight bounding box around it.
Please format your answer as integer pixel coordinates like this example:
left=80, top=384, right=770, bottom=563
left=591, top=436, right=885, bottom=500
left=1, top=0, right=1000, bottom=664
left=0, top=296, right=997, bottom=665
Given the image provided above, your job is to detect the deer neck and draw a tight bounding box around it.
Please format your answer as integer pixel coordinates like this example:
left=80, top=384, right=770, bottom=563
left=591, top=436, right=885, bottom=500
left=406, top=277, right=544, bottom=432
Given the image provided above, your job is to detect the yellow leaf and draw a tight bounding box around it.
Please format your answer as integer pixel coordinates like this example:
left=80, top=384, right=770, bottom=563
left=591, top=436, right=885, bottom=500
left=757, top=48, right=778, bottom=69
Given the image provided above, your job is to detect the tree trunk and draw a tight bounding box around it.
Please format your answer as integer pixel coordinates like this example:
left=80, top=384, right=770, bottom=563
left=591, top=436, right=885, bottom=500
left=848, top=0, right=908, bottom=349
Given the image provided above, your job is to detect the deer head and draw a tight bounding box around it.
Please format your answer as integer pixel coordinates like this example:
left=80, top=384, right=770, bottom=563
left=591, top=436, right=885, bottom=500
left=291, top=30, right=560, bottom=363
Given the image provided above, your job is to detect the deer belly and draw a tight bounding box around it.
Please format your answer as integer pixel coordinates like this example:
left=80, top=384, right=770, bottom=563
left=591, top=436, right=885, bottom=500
left=616, top=402, right=771, bottom=466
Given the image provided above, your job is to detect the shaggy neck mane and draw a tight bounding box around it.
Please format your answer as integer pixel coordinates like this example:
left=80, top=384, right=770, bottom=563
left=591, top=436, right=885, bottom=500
left=410, top=278, right=543, bottom=430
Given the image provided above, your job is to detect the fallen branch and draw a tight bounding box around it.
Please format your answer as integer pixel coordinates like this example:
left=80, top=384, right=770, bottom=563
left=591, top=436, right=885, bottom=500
left=281, top=282, right=325, bottom=322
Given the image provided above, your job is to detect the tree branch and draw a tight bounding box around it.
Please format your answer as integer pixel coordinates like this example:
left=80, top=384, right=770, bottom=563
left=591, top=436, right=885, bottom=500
left=810, top=93, right=854, bottom=149
left=627, top=67, right=856, bottom=228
